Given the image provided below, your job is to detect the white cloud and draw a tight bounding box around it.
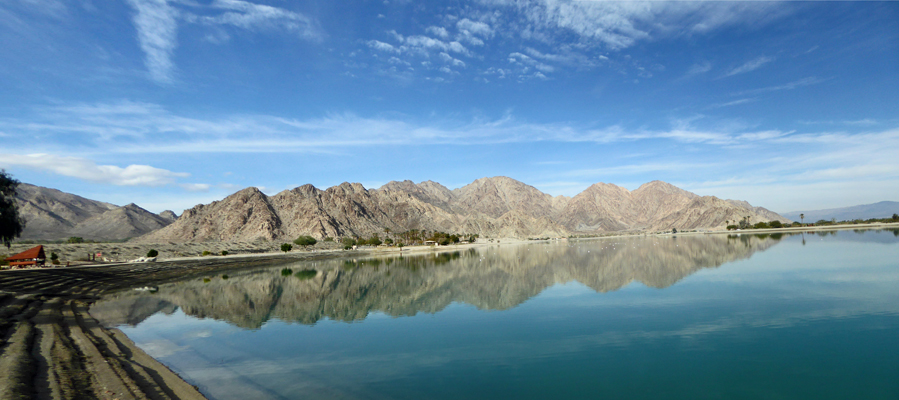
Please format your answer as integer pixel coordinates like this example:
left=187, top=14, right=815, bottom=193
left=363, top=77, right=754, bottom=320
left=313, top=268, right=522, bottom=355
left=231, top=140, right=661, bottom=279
left=456, top=18, right=493, bottom=38
left=0, top=153, right=189, bottom=186
left=126, top=0, right=179, bottom=84
left=180, top=183, right=212, bottom=192
left=189, top=0, right=320, bottom=40
left=368, top=40, right=398, bottom=53
left=5, top=101, right=897, bottom=161
left=426, top=26, right=449, bottom=39
left=737, top=76, right=828, bottom=95
left=724, top=56, right=774, bottom=77
left=707, top=98, right=755, bottom=109
left=126, top=0, right=320, bottom=84
left=687, top=62, right=711, bottom=75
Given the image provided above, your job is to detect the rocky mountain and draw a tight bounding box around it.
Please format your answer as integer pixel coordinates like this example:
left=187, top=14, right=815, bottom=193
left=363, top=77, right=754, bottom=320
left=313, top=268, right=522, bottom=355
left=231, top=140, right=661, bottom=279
left=782, top=201, right=899, bottom=223
left=92, top=234, right=785, bottom=329
left=159, top=210, right=179, bottom=222
left=137, top=177, right=790, bottom=243
left=70, top=203, right=173, bottom=240
left=14, top=183, right=174, bottom=241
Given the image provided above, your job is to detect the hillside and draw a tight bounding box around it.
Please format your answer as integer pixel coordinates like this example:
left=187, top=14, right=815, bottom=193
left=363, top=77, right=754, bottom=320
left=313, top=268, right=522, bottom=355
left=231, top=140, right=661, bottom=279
left=14, top=183, right=176, bottom=241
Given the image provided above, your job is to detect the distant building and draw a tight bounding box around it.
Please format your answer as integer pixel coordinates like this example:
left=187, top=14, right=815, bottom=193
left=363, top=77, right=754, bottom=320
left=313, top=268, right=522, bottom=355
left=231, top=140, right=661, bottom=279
left=4, top=245, right=47, bottom=269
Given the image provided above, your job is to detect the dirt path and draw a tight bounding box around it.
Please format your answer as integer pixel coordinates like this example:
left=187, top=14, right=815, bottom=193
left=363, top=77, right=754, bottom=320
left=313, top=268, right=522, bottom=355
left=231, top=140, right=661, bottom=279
left=0, top=256, right=311, bottom=400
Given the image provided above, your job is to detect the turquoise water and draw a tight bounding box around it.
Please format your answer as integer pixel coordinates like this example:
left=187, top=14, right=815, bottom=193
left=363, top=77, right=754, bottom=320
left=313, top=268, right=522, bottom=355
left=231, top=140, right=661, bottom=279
left=97, top=229, right=899, bottom=399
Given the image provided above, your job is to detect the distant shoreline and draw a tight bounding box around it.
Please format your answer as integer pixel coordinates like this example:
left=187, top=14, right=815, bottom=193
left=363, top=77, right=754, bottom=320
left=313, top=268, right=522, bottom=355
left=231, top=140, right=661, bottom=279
left=5, top=222, right=898, bottom=269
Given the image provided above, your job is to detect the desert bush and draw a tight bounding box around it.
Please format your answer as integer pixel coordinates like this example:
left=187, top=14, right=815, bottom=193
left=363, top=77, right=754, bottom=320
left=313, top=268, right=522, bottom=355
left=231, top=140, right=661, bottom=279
left=293, top=235, right=317, bottom=249
left=281, top=243, right=293, bottom=252
left=147, top=249, right=159, bottom=257
left=202, top=250, right=211, bottom=256
left=221, top=250, right=229, bottom=256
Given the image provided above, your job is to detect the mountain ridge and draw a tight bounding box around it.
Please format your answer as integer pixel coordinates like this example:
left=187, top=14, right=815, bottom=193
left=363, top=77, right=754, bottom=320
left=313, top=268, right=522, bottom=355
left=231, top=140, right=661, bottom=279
left=14, top=183, right=174, bottom=241
left=136, top=176, right=790, bottom=243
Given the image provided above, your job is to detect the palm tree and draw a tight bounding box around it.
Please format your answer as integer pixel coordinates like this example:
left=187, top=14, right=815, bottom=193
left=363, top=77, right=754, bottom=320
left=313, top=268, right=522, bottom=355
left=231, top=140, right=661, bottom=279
left=800, top=213, right=804, bottom=226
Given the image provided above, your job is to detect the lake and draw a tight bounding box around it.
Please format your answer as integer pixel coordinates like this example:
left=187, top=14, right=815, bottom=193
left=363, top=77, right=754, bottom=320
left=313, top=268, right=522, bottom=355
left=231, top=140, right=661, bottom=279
left=92, top=229, right=899, bottom=399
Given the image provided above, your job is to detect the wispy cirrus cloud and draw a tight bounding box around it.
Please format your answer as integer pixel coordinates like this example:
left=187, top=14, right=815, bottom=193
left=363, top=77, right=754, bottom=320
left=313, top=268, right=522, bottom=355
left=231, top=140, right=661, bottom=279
left=0, top=101, right=844, bottom=156
left=723, top=56, right=774, bottom=77
left=125, top=0, right=320, bottom=84
left=736, top=76, right=829, bottom=95
left=126, top=0, right=179, bottom=84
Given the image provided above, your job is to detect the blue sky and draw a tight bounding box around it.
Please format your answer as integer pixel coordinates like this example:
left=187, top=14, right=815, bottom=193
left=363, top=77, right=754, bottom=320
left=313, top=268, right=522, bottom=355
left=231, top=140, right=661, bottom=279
left=1, top=0, right=897, bottom=215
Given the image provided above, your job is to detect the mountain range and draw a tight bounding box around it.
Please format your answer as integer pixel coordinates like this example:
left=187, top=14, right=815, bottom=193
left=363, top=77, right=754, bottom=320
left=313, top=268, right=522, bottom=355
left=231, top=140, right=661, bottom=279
left=14, top=183, right=177, bottom=241
left=137, top=177, right=787, bottom=242
left=782, top=201, right=899, bottom=223
left=15, top=177, right=789, bottom=242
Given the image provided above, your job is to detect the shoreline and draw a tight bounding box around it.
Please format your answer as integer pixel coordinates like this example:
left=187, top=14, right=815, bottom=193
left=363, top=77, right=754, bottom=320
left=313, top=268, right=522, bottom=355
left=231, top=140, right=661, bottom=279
left=5, top=221, right=898, bottom=270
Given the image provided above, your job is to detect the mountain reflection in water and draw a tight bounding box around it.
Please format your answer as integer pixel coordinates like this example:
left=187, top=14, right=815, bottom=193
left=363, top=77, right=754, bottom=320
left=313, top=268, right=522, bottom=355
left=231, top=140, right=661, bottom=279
left=92, top=233, right=784, bottom=329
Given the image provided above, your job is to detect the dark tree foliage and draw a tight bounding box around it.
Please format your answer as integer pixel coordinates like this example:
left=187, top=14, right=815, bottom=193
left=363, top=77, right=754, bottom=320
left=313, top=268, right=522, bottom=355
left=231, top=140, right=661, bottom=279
left=0, top=170, right=26, bottom=249
left=293, top=235, right=317, bottom=249
left=281, top=243, right=293, bottom=252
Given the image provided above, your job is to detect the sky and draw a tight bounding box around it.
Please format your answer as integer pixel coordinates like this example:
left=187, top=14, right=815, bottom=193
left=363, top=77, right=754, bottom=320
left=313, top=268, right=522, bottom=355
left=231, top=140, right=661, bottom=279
left=0, top=0, right=897, bottom=215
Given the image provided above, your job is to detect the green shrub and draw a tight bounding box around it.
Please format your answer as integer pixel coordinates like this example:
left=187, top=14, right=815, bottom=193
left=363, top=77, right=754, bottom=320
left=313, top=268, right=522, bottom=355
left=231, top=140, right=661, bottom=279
left=293, top=235, right=317, bottom=249
left=281, top=243, right=293, bottom=252
left=221, top=250, right=229, bottom=256
left=726, top=225, right=738, bottom=230
left=67, top=237, right=84, bottom=244
left=147, top=249, right=159, bottom=258
left=202, top=250, right=211, bottom=256
left=344, top=244, right=353, bottom=250
left=281, top=268, right=293, bottom=276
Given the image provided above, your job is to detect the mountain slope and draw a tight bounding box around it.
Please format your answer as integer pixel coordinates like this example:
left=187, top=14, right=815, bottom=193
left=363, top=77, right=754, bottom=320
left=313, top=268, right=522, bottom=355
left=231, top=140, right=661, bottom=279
left=14, top=183, right=174, bottom=240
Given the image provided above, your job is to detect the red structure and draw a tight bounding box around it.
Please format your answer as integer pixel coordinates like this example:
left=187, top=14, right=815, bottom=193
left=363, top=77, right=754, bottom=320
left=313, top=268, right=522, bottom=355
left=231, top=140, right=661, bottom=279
left=4, top=245, right=47, bottom=268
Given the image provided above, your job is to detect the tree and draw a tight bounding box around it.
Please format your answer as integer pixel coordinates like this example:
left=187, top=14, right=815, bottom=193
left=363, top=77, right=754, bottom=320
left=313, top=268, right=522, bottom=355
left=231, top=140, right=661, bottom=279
left=769, top=220, right=783, bottom=229
left=67, top=237, right=84, bottom=244
left=800, top=213, right=805, bottom=226
left=281, top=243, right=293, bottom=252
left=0, top=170, right=26, bottom=249
left=293, top=235, right=317, bottom=249
left=892, top=213, right=898, bottom=221
left=147, top=249, right=159, bottom=258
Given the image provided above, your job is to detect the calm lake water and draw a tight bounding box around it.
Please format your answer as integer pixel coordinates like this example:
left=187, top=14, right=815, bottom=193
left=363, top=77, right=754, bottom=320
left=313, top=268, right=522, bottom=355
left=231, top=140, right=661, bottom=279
left=93, top=229, right=899, bottom=400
